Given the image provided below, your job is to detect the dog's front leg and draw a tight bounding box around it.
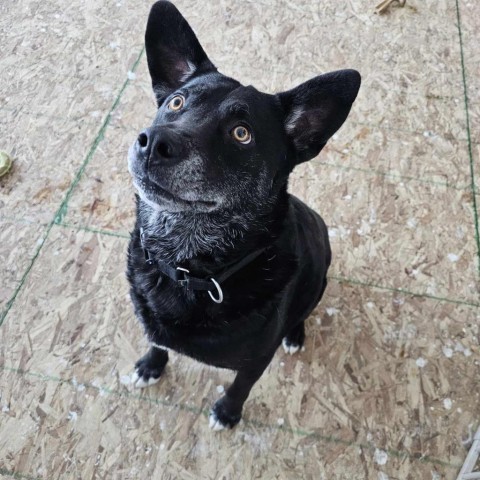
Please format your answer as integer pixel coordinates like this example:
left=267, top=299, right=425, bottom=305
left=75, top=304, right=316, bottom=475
left=209, top=363, right=270, bottom=431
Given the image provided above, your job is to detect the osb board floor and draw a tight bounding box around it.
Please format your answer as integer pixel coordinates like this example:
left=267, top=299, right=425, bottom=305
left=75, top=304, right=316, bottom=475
left=0, top=0, right=479, bottom=479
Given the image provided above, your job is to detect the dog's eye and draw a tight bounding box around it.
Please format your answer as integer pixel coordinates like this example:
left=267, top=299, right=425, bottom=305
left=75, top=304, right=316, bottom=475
left=231, top=125, right=252, bottom=144
left=168, top=95, right=185, bottom=111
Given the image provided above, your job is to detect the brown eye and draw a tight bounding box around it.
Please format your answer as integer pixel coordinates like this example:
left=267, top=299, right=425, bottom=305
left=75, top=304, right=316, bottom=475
left=168, top=95, right=185, bottom=111
left=231, top=125, right=252, bottom=144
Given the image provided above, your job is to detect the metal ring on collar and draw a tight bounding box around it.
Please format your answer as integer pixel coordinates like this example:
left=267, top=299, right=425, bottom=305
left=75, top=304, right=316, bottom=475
left=208, top=278, right=223, bottom=304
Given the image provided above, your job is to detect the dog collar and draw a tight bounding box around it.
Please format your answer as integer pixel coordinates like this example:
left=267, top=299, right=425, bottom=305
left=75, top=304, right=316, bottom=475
left=139, top=227, right=266, bottom=304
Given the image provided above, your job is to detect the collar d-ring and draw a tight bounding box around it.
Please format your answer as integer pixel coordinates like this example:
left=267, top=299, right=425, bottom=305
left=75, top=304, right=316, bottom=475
left=208, top=278, right=223, bottom=304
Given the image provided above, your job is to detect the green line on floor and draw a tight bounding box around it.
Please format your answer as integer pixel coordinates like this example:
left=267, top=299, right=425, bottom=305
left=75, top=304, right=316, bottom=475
left=330, top=275, right=480, bottom=308
left=54, top=47, right=145, bottom=225
left=55, top=221, right=130, bottom=239
left=0, top=47, right=145, bottom=327
left=455, top=0, right=480, bottom=277
left=0, top=469, right=42, bottom=480
left=0, top=364, right=461, bottom=470
left=319, top=161, right=470, bottom=192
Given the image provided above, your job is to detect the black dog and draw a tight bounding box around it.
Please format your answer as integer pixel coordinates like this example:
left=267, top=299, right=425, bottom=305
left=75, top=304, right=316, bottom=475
left=127, top=1, right=360, bottom=430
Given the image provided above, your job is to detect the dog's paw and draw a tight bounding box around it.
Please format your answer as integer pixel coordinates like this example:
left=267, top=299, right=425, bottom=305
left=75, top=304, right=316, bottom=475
left=131, top=351, right=167, bottom=389
left=208, top=411, right=227, bottom=431
left=131, top=369, right=161, bottom=389
left=209, top=398, right=241, bottom=431
left=282, top=337, right=301, bottom=355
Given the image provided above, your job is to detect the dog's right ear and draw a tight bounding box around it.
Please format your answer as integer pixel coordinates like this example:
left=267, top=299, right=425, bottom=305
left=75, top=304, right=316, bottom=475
left=145, top=1, right=216, bottom=104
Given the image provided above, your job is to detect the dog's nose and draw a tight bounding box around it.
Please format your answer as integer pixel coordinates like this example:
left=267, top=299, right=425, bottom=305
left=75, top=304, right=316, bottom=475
left=135, top=127, right=183, bottom=166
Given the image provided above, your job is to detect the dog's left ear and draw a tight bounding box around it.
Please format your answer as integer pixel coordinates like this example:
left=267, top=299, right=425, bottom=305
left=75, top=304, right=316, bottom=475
left=145, top=1, right=216, bottom=104
left=278, top=69, right=361, bottom=164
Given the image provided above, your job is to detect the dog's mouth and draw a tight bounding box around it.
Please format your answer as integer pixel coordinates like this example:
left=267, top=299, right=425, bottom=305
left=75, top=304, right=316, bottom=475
left=133, top=177, right=218, bottom=212
left=128, top=144, right=219, bottom=212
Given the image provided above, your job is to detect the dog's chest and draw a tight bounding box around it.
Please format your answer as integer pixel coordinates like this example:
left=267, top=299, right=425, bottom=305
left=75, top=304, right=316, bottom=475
left=128, top=260, right=287, bottom=368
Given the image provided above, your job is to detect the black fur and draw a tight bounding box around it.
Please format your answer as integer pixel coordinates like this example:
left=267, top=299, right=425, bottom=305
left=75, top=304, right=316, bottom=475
left=126, top=1, right=360, bottom=429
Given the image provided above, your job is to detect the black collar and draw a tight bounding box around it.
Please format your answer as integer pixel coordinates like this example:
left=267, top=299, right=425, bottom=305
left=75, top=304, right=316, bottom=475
left=140, top=227, right=266, bottom=304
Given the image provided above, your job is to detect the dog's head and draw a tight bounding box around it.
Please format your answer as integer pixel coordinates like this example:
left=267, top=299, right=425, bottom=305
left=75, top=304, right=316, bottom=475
left=128, top=1, right=360, bottom=214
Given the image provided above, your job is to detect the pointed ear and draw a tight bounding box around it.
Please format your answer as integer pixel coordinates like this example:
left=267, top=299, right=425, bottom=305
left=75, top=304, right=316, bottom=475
left=145, top=1, right=216, bottom=103
left=277, top=69, right=361, bottom=164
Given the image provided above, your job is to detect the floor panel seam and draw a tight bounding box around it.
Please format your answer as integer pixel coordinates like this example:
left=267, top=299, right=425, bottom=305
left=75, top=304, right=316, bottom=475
left=0, top=364, right=462, bottom=471
left=455, top=0, right=480, bottom=277
left=0, top=47, right=145, bottom=327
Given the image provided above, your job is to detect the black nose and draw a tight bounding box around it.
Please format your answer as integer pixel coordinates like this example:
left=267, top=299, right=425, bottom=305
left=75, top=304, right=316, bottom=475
left=136, top=127, right=182, bottom=165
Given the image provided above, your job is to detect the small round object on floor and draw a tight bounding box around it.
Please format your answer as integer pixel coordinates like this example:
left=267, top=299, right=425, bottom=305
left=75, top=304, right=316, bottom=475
left=0, top=151, right=13, bottom=178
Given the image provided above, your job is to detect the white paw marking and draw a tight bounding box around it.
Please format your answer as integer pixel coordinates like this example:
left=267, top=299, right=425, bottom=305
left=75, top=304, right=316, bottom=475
left=131, top=370, right=161, bottom=389
left=282, top=337, right=300, bottom=355
left=209, top=411, right=226, bottom=431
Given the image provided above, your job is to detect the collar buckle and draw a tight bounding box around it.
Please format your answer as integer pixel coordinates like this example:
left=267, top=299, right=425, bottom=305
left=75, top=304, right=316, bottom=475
left=176, top=266, right=190, bottom=285
left=140, top=227, right=155, bottom=265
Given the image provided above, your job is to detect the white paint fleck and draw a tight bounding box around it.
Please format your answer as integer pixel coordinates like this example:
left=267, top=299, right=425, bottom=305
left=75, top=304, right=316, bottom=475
left=67, top=411, right=78, bottom=422
left=127, top=71, right=136, bottom=80
left=463, top=348, right=472, bottom=357
left=442, top=346, right=454, bottom=358
left=431, top=472, right=441, bottom=480
left=326, top=307, right=338, bottom=316
left=392, top=297, right=405, bottom=306
left=407, top=218, right=417, bottom=229
left=280, top=362, right=285, bottom=367
left=343, top=194, right=352, bottom=200
left=447, top=253, right=459, bottom=262
left=2, top=405, right=10, bottom=413
left=328, top=228, right=338, bottom=238
left=416, top=357, right=427, bottom=368
left=71, top=377, right=85, bottom=392
left=366, top=302, right=375, bottom=309
left=277, top=418, right=284, bottom=426
left=443, top=398, right=453, bottom=410
left=374, top=448, right=388, bottom=466
left=216, top=385, right=225, bottom=394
